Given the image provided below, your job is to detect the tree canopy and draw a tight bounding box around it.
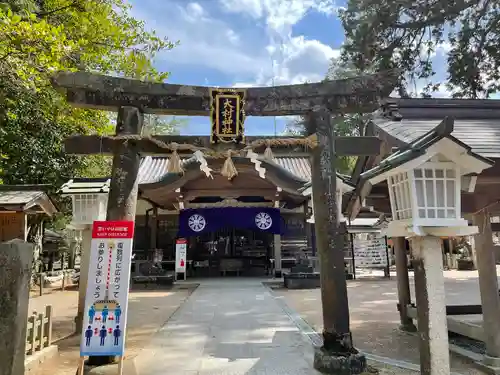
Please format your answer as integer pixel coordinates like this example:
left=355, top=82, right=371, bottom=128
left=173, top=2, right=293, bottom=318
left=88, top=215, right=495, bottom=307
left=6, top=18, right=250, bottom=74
left=0, top=0, right=177, bottom=187
left=339, top=0, right=500, bottom=98
left=282, top=59, right=369, bottom=174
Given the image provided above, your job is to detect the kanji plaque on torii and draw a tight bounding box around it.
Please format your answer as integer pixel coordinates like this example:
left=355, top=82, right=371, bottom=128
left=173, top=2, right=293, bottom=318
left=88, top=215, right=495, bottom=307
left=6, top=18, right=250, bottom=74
left=210, top=88, right=246, bottom=144
left=53, top=69, right=398, bottom=374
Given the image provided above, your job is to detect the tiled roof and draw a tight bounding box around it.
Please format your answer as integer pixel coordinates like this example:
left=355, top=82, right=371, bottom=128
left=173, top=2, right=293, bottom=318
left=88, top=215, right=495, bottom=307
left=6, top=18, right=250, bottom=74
left=137, top=155, right=312, bottom=184
left=0, top=185, right=58, bottom=215
left=373, top=98, right=500, bottom=158
left=0, top=190, right=44, bottom=205
left=375, top=118, right=500, bottom=158
left=274, top=156, right=311, bottom=181
left=137, top=157, right=169, bottom=184
left=360, top=117, right=494, bottom=183
left=61, top=155, right=313, bottom=193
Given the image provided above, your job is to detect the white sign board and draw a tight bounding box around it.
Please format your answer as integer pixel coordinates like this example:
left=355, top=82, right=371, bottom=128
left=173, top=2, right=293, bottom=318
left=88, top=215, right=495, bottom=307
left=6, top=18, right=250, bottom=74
left=80, top=221, right=134, bottom=357
left=175, top=238, right=187, bottom=274
left=353, top=237, right=388, bottom=268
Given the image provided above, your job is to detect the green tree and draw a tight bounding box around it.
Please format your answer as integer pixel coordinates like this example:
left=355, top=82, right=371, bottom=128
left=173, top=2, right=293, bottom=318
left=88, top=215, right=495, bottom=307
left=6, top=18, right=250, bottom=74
left=282, top=58, right=371, bottom=174
left=0, top=0, right=177, bottom=188
left=339, top=0, right=500, bottom=98
left=143, top=115, right=188, bottom=136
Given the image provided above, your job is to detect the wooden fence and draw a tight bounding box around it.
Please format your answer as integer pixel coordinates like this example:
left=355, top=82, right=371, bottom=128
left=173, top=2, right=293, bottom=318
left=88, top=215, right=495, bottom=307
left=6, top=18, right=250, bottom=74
left=26, top=305, right=53, bottom=355
left=34, top=270, right=75, bottom=296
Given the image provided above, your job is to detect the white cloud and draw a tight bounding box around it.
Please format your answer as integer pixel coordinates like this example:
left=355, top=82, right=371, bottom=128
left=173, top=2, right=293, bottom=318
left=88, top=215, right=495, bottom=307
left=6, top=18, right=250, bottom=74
left=132, top=1, right=268, bottom=76
left=185, top=2, right=204, bottom=18
left=131, top=0, right=337, bottom=86
left=219, top=0, right=340, bottom=86
left=219, top=0, right=339, bottom=35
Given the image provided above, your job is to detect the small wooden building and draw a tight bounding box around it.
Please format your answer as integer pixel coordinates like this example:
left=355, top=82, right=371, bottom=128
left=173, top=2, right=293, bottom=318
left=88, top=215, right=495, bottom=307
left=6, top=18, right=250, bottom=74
left=0, top=185, right=58, bottom=242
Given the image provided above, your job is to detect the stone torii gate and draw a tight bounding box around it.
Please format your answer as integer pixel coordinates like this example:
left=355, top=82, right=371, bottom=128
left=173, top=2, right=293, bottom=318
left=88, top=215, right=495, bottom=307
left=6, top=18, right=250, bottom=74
left=52, top=70, right=398, bottom=374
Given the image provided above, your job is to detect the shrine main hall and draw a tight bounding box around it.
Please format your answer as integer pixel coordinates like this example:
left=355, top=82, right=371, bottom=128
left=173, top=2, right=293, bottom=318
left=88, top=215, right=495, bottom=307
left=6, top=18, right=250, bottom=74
left=60, top=138, right=326, bottom=277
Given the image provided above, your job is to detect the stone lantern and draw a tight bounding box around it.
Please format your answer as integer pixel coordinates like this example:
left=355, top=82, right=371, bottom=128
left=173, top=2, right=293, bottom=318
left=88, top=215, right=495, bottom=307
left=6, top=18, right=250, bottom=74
left=302, top=174, right=354, bottom=224
left=359, top=118, right=494, bottom=375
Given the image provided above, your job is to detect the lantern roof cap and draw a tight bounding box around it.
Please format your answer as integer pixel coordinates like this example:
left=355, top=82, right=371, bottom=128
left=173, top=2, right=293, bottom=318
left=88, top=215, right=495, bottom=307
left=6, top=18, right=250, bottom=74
left=360, top=117, right=494, bottom=186
left=59, top=178, right=111, bottom=195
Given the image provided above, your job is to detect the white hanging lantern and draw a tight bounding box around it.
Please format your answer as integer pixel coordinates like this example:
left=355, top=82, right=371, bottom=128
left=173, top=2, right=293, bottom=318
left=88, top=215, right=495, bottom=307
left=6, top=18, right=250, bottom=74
left=387, top=162, right=463, bottom=227
left=361, top=120, right=494, bottom=237
left=60, top=178, right=110, bottom=229
left=71, top=193, right=108, bottom=225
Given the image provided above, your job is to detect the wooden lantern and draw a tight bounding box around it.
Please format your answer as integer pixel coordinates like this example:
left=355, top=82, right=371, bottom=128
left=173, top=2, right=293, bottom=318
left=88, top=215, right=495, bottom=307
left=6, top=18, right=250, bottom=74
left=361, top=119, right=494, bottom=237
left=71, top=193, right=108, bottom=226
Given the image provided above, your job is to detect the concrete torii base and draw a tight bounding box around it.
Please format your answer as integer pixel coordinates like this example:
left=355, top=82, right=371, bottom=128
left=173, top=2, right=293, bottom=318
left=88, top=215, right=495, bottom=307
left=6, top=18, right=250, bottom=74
left=313, top=347, right=367, bottom=374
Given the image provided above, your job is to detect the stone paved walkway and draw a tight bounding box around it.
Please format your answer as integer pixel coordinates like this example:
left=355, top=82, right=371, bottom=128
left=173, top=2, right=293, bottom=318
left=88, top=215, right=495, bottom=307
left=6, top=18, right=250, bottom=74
left=134, top=279, right=321, bottom=375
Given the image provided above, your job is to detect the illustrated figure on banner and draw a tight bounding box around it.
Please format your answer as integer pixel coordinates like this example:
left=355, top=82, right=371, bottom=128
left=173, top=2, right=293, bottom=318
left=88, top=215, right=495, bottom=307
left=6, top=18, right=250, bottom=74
left=113, top=326, right=122, bottom=345
left=85, top=326, right=93, bottom=346
left=88, top=305, right=95, bottom=323
left=102, top=305, right=109, bottom=323
left=99, top=326, right=107, bottom=346
left=115, top=305, right=122, bottom=324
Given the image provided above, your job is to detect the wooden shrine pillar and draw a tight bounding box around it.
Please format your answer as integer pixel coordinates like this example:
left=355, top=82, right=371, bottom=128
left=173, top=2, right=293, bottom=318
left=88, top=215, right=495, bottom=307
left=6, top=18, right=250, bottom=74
left=150, top=206, right=158, bottom=250
left=75, top=227, right=92, bottom=334
left=87, top=106, right=144, bottom=367
left=106, top=106, right=144, bottom=222
left=472, top=209, right=500, bottom=369
left=393, top=237, right=416, bottom=332
left=274, top=201, right=282, bottom=277
left=304, top=203, right=313, bottom=251
left=308, top=110, right=366, bottom=373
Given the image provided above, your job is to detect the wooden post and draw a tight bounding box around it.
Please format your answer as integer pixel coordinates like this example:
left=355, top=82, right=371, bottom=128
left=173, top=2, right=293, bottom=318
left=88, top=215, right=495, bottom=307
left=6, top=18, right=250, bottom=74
left=150, top=206, right=158, bottom=261
left=39, top=273, right=44, bottom=296
left=87, top=105, right=144, bottom=367
left=29, top=312, right=37, bottom=355
left=273, top=234, right=282, bottom=277
left=151, top=206, right=158, bottom=249
left=118, top=356, right=124, bottom=375
left=78, top=357, right=85, bottom=375
left=75, top=228, right=92, bottom=334
left=411, top=236, right=450, bottom=375
left=350, top=233, right=356, bottom=280
left=472, top=209, right=500, bottom=370
left=303, top=203, right=312, bottom=251
left=311, top=111, right=351, bottom=348
left=37, top=312, right=44, bottom=351
left=393, top=237, right=416, bottom=332
left=309, top=110, right=366, bottom=374
left=45, top=305, right=53, bottom=346
left=106, top=106, right=144, bottom=222
left=384, top=236, right=390, bottom=278
left=274, top=201, right=282, bottom=277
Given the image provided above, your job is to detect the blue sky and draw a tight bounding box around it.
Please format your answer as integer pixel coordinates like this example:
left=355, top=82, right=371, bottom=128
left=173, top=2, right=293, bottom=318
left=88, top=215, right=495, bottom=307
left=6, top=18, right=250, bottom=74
left=127, top=0, right=469, bottom=136
left=128, top=0, right=344, bottom=135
